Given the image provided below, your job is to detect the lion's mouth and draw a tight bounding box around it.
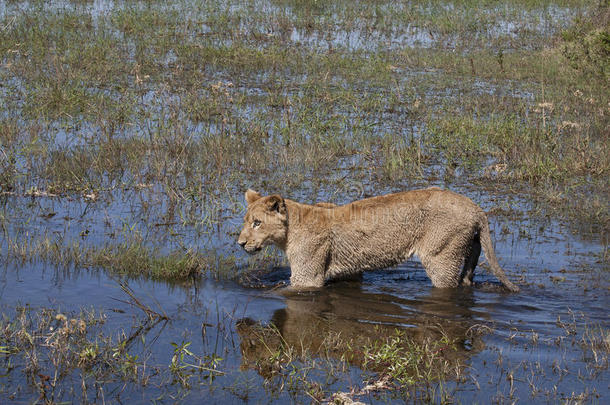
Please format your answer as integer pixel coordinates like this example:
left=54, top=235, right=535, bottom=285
left=244, top=246, right=262, bottom=254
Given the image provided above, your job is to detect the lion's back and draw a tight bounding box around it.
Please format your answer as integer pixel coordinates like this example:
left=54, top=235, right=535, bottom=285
left=321, top=188, right=482, bottom=278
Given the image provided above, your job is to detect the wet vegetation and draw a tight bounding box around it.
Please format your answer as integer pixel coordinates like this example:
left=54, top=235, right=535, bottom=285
left=0, top=0, right=608, bottom=403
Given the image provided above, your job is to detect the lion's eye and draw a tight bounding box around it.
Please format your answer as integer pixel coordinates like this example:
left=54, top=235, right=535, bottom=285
left=252, top=219, right=261, bottom=228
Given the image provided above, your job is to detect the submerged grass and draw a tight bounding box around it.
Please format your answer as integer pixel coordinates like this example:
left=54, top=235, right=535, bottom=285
left=0, top=303, right=225, bottom=402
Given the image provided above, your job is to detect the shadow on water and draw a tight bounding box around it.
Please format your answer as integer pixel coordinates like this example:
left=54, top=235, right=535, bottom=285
left=237, top=270, right=491, bottom=378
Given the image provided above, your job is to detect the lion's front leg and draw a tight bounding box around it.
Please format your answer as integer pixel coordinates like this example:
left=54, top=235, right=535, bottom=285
left=289, top=272, right=324, bottom=288
left=286, top=243, right=329, bottom=289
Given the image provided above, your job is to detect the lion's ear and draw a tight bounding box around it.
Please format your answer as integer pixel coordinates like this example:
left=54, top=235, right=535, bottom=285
left=245, top=189, right=262, bottom=205
left=266, top=194, right=286, bottom=215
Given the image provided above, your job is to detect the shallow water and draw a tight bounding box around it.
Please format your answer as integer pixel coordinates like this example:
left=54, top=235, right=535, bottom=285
left=1, top=196, right=607, bottom=402
left=0, top=0, right=607, bottom=402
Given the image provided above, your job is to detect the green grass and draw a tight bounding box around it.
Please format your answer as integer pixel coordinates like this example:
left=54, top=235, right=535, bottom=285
left=362, top=328, right=458, bottom=387
left=3, top=232, right=238, bottom=281
left=0, top=0, right=607, bottom=273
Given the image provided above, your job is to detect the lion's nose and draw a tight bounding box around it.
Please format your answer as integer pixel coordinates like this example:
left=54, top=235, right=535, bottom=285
left=238, top=240, right=246, bottom=248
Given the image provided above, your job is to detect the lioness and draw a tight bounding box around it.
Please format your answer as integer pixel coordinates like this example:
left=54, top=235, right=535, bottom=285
left=237, top=188, right=519, bottom=292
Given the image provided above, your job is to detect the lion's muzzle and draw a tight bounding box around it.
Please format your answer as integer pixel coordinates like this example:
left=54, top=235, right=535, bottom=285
left=237, top=237, right=261, bottom=255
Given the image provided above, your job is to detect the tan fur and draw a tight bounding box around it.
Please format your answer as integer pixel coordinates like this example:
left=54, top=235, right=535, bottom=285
left=314, top=202, right=338, bottom=208
left=237, top=188, right=519, bottom=292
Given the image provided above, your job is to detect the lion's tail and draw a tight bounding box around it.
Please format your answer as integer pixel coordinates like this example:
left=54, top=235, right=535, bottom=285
left=478, top=213, right=520, bottom=292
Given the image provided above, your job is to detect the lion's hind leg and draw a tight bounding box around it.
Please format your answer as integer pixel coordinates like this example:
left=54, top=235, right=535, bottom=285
left=420, top=255, right=462, bottom=288
left=419, top=229, right=477, bottom=288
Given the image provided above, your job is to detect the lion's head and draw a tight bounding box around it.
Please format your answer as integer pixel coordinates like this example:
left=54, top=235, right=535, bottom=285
left=237, top=189, right=288, bottom=254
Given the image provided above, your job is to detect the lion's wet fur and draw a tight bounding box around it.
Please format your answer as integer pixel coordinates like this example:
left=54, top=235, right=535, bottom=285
left=238, top=188, right=519, bottom=292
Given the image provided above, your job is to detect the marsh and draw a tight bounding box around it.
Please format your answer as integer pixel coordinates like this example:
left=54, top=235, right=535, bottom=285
left=0, top=0, right=607, bottom=403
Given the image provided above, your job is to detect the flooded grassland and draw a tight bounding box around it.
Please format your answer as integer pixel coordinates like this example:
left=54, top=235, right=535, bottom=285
left=0, top=0, right=608, bottom=403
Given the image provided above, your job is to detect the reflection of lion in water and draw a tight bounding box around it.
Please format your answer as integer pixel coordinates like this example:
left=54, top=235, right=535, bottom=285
left=236, top=286, right=487, bottom=379
left=237, top=188, right=519, bottom=291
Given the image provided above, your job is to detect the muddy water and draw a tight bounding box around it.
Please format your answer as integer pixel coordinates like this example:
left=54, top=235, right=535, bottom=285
left=1, top=195, right=607, bottom=403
